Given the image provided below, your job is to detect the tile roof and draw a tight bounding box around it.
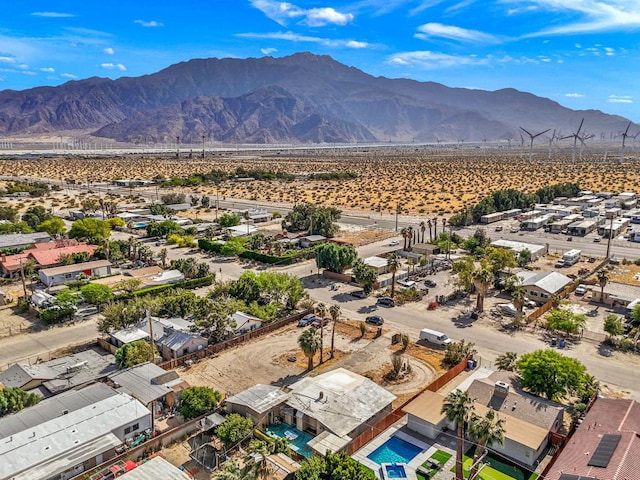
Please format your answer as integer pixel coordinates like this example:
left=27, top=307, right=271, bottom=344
left=545, top=398, right=640, bottom=480
left=30, top=244, right=97, bottom=267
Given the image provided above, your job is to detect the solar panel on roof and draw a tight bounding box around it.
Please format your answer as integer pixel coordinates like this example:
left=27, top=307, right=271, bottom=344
left=587, top=433, right=621, bottom=468
left=559, top=475, right=597, bottom=480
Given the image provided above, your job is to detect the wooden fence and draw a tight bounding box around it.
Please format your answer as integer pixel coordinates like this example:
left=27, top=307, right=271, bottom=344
left=157, top=309, right=312, bottom=370
left=346, top=355, right=471, bottom=455
left=526, top=280, right=579, bottom=323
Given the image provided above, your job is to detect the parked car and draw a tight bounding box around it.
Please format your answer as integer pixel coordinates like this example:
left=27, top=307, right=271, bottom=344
left=377, top=296, right=395, bottom=307
left=424, top=279, right=437, bottom=288
left=495, top=226, right=503, bottom=231
left=389, top=240, right=400, bottom=246
left=365, top=315, right=384, bottom=325
left=510, top=227, right=520, bottom=233
left=593, top=236, right=602, bottom=242
left=575, top=284, right=588, bottom=295
left=298, top=313, right=317, bottom=327
left=311, top=317, right=330, bottom=328
left=350, top=290, right=368, bottom=299
left=398, top=280, right=417, bottom=288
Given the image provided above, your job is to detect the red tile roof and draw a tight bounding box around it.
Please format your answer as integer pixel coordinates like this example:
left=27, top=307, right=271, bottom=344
left=30, top=244, right=97, bottom=267
left=546, top=398, right=640, bottom=480
left=0, top=241, right=95, bottom=273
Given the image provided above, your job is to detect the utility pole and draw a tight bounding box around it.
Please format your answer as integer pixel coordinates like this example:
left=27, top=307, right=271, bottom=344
left=202, top=135, right=206, bottom=159
left=176, top=136, right=180, bottom=159
left=395, top=202, right=400, bottom=232
left=19, top=258, right=27, bottom=300
left=147, top=309, right=156, bottom=431
left=605, top=215, right=614, bottom=259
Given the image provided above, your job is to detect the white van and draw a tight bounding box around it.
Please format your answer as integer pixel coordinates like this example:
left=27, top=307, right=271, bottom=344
left=419, top=328, right=451, bottom=346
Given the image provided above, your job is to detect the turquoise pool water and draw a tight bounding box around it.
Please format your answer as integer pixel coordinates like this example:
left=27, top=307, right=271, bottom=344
left=265, top=423, right=314, bottom=458
left=384, top=463, right=408, bottom=478
left=368, top=436, right=423, bottom=465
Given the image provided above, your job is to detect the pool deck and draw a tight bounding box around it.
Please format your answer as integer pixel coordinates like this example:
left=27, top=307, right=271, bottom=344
left=352, top=418, right=436, bottom=480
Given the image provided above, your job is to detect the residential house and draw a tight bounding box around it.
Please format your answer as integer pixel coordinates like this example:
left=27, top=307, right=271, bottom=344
left=0, top=232, right=50, bottom=250
left=516, top=271, right=573, bottom=303
left=600, top=282, right=640, bottom=308
left=0, top=349, right=116, bottom=397
left=117, top=456, right=191, bottom=480
left=545, top=398, right=640, bottom=480
left=363, top=256, right=388, bottom=274
left=107, top=362, right=189, bottom=413
left=411, top=243, right=441, bottom=256
left=404, top=370, right=564, bottom=468
left=231, top=311, right=263, bottom=335
left=0, top=383, right=151, bottom=480
left=38, top=260, right=112, bottom=287
left=226, top=369, right=396, bottom=456
left=299, top=235, right=327, bottom=248
left=490, top=239, right=548, bottom=261
left=157, top=330, right=208, bottom=361
left=0, top=240, right=96, bottom=277
left=567, top=220, right=598, bottom=236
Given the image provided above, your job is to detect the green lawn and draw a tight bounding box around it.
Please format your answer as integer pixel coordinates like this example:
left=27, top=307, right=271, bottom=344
left=450, top=454, right=538, bottom=480
left=416, top=450, right=453, bottom=480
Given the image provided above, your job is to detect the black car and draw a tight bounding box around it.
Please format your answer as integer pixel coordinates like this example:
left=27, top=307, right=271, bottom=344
left=424, top=280, right=437, bottom=288
left=350, top=290, right=368, bottom=299
left=365, top=315, right=384, bottom=325
left=376, top=297, right=395, bottom=307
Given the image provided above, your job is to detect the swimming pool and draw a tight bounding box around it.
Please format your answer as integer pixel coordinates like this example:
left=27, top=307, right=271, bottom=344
left=382, top=463, right=408, bottom=479
left=367, top=436, right=423, bottom=465
left=265, top=423, right=315, bottom=458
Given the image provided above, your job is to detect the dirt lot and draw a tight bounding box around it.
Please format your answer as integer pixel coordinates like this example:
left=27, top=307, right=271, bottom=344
left=178, top=321, right=442, bottom=403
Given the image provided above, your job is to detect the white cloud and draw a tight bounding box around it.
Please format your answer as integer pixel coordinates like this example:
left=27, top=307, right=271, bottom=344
left=31, top=12, right=75, bottom=18
left=103, top=47, right=115, bottom=55
left=0, top=56, right=16, bottom=64
left=387, top=51, right=489, bottom=69
left=134, top=20, right=164, bottom=28
left=40, top=67, right=55, bottom=72
left=60, top=73, right=77, bottom=79
left=565, top=93, right=585, bottom=98
left=345, top=40, right=370, bottom=48
left=101, top=63, right=127, bottom=71
left=517, top=0, right=640, bottom=37
left=416, top=22, right=498, bottom=42
left=604, top=47, right=615, bottom=56
left=609, top=95, right=633, bottom=104
left=261, top=47, right=278, bottom=55
left=249, top=0, right=353, bottom=27
left=22, top=71, right=36, bottom=76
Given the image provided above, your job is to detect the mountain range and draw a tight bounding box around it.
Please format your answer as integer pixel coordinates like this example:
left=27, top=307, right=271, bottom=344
left=0, top=52, right=635, bottom=144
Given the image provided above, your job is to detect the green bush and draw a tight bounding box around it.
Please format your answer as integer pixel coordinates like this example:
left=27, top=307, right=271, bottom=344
left=116, top=275, right=214, bottom=301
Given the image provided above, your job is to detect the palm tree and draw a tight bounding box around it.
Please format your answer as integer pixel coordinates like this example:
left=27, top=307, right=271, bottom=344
left=102, top=239, right=110, bottom=262
left=495, top=351, right=518, bottom=371
left=597, top=269, right=609, bottom=302
left=298, top=327, right=321, bottom=370
left=159, top=248, right=168, bottom=269
left=419, top=221, right=426, bottom=243
left=472, top=268, right=494, bottom=312
left=433, top=217, right=439, bottom=238
left=387, top=253, right=399, bottom=298
left=442, top=218, right=448, bottom=254
left=427, top=219, right=433, bottom=243
left=442, top=390, right=475, bottom=480
left=401, top=227, right=409, bottom=251
left=315, top=302, right=327, bottom=364
left=243, top=441, right=274, bottom=480
left=329, top=304, right=341, bottom=359
left=512, top=285, right=526, bottom=327
left=468, top=409, right=506, bottom=480
left=127, top=236, right=136, bottom=260
left=407, top=226, right=414, bottom=250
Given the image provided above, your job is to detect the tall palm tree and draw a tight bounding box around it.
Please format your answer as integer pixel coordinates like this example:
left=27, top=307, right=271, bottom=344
left=427, top=219, right=433, bottom=242
left=407, top=226, right=414, bottom=250
left=442, top=390, right=475, bottom=480
left=329, top=304, right=341, bottom=359
left=298, top=327, right=321, bottom=370
left=419, top=221, right=426, bottom=243
left=472, top=268, right=494, bottom=312
left=512, top=285, right=526, bottom=326
left=387, top=253, right=399, bottom=298
left=597, top=269, right=609, bottom=302
left=401, top=227, right=409, bottom=251
left=315, top=302, right=327, bottom=364
left=468, top=409, right=506, bottom=480
left=433, top=217, right=439, bottom=238
left=127, top=236, right=136, bottom=260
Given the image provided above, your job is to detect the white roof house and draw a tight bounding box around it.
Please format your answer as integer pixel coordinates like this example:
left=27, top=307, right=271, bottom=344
left=118, top=456, right=191, bottom=480
left=285, top=368, right=396, bottom=439
left=363, top=256, right=388, bottom=273
left=0, top=383, right=150, bottom=480
left=490, top=239, right=548, bottom=260
left=226, top=384, right=290, bottom=415
left=517, top=271, right=573, bottom=296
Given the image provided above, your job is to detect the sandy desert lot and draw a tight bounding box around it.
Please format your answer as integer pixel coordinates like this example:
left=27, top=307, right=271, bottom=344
left=1, top=148, right=639, bottom=215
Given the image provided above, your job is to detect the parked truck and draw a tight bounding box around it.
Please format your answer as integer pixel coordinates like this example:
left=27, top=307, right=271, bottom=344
left=419, top=328, right=452, bottom=346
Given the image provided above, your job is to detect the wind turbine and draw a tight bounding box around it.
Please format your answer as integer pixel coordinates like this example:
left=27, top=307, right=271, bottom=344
left=577, top=131, right=595, bottom=161
left=618, top=121, right=633, bottom=163
left=561, top=118, right=584, bottom=163
left=547, top=129, right=557, bottom=160
left=520, top=127, right=550, bottom=163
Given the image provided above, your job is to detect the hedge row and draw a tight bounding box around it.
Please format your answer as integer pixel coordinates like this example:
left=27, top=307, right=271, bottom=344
left=116, top=274, right=215, bottom=300
left=198, top=238, right=317, bottom=265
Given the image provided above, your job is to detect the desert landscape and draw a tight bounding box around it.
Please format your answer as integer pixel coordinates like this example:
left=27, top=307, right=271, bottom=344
left=1, top=147, right=639, bottom=215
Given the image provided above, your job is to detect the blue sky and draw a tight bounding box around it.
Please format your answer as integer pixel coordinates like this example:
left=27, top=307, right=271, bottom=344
left=1, top=1, right=638, bottom=121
